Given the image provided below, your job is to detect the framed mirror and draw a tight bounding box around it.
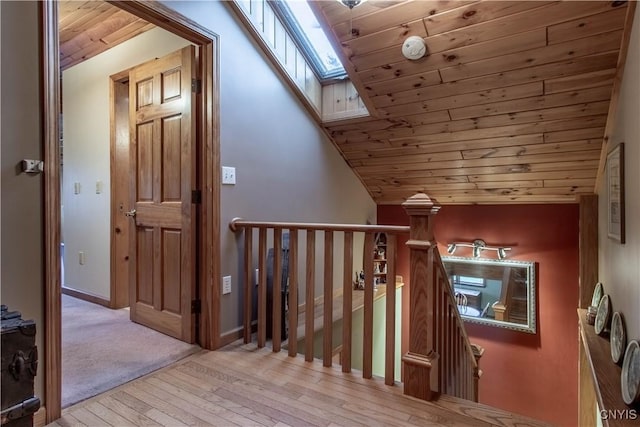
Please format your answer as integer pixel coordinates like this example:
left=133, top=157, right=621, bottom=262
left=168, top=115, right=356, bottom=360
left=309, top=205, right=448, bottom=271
left=442, top=256, right=537, bottom=334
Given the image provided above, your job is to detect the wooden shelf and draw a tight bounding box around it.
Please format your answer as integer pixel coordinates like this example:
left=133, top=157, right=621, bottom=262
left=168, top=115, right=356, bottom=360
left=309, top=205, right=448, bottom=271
left=578, top=309, right=639, bottom=426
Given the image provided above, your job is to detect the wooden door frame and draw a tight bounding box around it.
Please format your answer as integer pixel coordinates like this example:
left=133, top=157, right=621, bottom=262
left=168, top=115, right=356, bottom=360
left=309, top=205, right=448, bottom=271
left=110, top=71, right=131, bottom=309
left=42, top=1, right=221, bottom=422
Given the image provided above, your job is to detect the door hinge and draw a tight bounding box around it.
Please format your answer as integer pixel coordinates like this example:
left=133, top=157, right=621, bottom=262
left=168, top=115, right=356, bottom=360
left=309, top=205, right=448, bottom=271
left=191, top=190, right=202, bottom=204
left=191, top=78, right=202, bottom=94
left=191, top=299, right=201, bottom=314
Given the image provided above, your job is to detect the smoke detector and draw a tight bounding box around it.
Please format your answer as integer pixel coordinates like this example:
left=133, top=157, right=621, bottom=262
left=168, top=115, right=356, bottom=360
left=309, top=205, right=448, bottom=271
left=402, top=36, right=427, bottom=60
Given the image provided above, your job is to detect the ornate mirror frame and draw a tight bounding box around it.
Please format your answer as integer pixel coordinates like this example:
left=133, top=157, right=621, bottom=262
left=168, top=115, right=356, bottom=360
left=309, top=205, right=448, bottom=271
left=442, top=256, right=537, bottom=334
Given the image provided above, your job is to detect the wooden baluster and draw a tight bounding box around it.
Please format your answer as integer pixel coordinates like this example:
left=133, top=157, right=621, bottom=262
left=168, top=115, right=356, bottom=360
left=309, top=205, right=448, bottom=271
left=342, top=231, right=353, bottom=373
left=448, top=305, right=454, bottom=394
left=454, top=332, right=464, bottom=396
left=288, top=229, right=298, bottom=357
left=453, top=339, right=457, bottom=397
left=435, top=287, right=441, bottom=392
left=438, top=282, right=446, bottom=392
left=243, top=227, right=253, bottom=343
left=257, top=228, right=267, bottom=348
left=467, top=356, right=472, bottom=399
left=305, top=230, right=315, bottom=362
left=363, top=231, right=374, bottom=379
left=323, top=231, right=334, bottom=367
left=402, top=193, right=441, bottom=401
left=385, top=234, right=396, bottom=386
left=272, top=228, right=282, bottom=352
left=462, top=340, right=467, bottom=397
left=474, top=364, right=481, bottom=402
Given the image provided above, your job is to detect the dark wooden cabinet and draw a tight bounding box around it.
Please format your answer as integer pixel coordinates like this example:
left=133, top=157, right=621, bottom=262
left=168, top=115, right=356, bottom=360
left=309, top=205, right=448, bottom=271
left=1, top=305, right=41, bottom=427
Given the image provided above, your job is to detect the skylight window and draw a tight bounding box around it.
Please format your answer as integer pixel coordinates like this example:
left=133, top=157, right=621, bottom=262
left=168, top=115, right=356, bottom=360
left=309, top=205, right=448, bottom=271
left=272, top=0, right=347, bottom=81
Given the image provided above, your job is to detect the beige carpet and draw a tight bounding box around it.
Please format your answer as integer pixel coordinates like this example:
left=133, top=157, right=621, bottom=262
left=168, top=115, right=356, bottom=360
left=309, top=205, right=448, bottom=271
left=62, top=294, right=200, bottom=408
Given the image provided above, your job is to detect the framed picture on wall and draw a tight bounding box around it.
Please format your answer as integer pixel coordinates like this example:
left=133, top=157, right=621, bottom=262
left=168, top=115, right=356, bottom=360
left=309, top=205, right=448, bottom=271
left=607, top=143, right=625, bottom=243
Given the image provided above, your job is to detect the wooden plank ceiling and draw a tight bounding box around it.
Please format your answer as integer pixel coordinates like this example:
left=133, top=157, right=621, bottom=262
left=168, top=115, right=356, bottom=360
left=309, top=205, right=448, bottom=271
left=57, top=0, right=630, bottom=205
left=59, top=1, right=154, bottom=70
left=311, top=0, right=630, bottom=204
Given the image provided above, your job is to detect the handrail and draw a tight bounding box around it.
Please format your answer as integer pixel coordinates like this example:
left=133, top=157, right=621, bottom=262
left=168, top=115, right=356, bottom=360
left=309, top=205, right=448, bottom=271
left=230, top=216, right=403, bottom=386
left=230, top=192, right=481, bottom=402
left=229, top=218, right=409, bottom=234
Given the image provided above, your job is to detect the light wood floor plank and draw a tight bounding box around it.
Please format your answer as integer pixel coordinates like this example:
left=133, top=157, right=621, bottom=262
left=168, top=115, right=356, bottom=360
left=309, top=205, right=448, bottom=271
left=125, top=383, right=214, bottom=426
left=158, top=370, right=280, bottom=426
left=55, top=413, right=86, bottom=427
left=93, top=396, right=160, bottom=426
left=68, top=407, right=109, bottom=427
left=83, top=402, right=136, bottom=427
left=177, top=362, right=332, bottom=426
left=144, top=376, right=263, bottom=427
left=51, top=342, right=551, bottom=427
left=136, top=378, right=240, bottom=426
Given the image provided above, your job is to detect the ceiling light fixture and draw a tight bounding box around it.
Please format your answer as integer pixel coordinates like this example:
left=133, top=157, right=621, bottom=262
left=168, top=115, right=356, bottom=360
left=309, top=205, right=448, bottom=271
left=445, top=239, right=512, bottom=260
left=337, top=0, right=367, bottom=9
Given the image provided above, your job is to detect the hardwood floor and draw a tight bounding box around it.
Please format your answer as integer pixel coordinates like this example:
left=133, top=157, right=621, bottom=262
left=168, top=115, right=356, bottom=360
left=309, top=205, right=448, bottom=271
left=50, top=341, right=551, bottom=427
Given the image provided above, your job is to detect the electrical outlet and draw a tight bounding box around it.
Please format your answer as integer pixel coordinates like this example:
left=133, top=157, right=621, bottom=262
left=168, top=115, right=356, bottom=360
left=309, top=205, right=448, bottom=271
left=222, top=275, right=232, bottom=295
left=222, top=166, right=236, bottom=185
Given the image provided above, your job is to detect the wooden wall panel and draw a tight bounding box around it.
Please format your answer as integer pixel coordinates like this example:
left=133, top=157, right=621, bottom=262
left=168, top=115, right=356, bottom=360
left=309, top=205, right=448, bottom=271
left=579, top=195, right=598, bottom=309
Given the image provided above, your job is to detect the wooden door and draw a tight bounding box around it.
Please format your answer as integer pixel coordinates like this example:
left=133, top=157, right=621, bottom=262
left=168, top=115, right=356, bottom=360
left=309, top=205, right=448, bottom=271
left=128, top=46, right=197, bottom=342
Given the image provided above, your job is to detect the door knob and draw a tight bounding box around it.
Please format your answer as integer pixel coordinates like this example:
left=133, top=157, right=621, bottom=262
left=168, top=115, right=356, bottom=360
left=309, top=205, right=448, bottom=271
left=125, top=209, right=137, bottom=218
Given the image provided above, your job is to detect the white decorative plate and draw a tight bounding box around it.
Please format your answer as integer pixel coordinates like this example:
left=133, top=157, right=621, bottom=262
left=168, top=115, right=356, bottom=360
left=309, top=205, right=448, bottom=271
left=621, top=340, right=640, bottom=405
left=591, top=282, right=603, bottom=308
left=610, top=311, right=626, bottom=364
left=594, top=294, right=610, bottom=335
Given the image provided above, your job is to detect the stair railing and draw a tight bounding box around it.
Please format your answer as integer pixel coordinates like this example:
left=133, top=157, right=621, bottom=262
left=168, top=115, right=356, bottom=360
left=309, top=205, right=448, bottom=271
left=229, top=219, right=408, bottom=386
left=401, top=193, right=480, bottom=402
left=229, top=192, right=481, bottom=402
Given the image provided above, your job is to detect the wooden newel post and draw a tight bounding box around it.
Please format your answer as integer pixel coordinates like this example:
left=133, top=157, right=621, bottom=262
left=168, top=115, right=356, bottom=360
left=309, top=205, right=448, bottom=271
left=401, top=193, right=441, bottom=401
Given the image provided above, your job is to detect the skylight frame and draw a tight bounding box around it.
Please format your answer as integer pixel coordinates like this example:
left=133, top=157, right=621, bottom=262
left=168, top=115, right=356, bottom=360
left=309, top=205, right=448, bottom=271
left=269, top=0, right=347, bottom=82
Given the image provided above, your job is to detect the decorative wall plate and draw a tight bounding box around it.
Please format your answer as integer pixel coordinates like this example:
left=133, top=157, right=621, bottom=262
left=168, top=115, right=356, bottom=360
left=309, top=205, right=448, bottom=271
left=621, top=340, right=640, bottom=405
left=610, top=311, right=626, bottom=364
left=591, top=282, right=604, bottom=308
left=594, top=294, right=611, bottom=335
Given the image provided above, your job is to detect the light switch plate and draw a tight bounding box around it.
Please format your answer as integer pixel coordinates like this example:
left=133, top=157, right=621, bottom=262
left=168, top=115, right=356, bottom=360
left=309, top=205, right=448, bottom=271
left=222, top=275, right=232, bottom=294
left=222, top=166, right=236, bottom=185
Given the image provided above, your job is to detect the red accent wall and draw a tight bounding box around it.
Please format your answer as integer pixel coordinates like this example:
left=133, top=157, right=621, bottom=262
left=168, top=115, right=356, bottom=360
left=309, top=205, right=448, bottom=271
left=378, top=204, right=579, bottom=427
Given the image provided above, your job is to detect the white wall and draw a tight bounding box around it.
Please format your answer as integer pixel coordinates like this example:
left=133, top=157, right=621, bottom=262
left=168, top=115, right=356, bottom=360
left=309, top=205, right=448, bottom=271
left=62, top=28, right=191, bottom=298
left=598, top=5, right=640, bottom=341
left=161, top=0, right=377, bottom=334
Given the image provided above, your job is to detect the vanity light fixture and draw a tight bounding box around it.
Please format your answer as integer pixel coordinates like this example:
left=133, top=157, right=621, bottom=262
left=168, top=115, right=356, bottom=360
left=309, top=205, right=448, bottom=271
left=446, top=239, right=512, bottom=259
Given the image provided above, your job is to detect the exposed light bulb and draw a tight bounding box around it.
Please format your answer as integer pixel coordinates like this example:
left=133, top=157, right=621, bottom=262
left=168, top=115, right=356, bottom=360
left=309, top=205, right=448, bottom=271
left=473, top=246, right=481, bottom=258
